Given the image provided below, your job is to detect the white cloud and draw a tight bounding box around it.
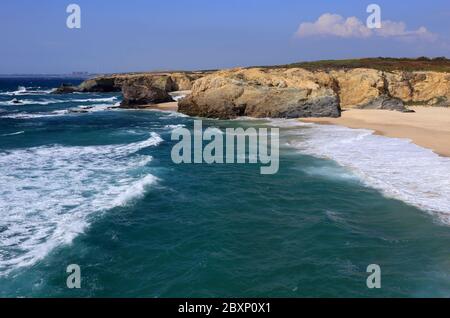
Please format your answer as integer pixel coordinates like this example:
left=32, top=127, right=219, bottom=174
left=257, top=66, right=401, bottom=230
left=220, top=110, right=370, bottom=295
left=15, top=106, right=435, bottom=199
left=375, top=21, right=437, bottom=41
left=295, top=13, right=437, bottom=42
left=296, top=14, right=371, bottom=38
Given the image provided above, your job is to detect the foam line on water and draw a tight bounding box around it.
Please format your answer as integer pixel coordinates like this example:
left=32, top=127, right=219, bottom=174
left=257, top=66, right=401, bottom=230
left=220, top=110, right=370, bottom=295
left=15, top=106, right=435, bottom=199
left=1, top=131, right=25, bottom=137
left=0, top=96, right=117, bottom=106
left=1, top=104, right=119, bottom=119
left=0, top=86, right=55, bottom=96
left=269, top=119, right=450, bottom=223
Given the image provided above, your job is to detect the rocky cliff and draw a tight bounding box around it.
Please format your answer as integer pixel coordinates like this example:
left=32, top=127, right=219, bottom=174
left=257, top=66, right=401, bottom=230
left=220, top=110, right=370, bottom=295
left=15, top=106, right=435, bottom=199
left=179, top=68, right=341, bottom=118
left=178, top=67, right=450, bottom=119
left=330, top=68, right=450, bottom=108
left=119, top=75, right=175, bottom=107
left=53, top=60, right=450, bottom=118
left=53, top=71, right=207, bottom=94
left=53, top=71, right=208, bottom=108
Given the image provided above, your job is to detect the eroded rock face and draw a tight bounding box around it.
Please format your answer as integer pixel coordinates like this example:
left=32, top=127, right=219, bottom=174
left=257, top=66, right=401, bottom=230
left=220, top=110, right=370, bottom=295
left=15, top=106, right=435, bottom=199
left=357, top=95, right=408, bottom=112
left=119, top=76, right=174, bottom=108
left=333, top=69, right=450, bottom=108
left=53, top=72, right=209, bottom=95
left=53, top=78, right=121, bottom=94
left=179, top=67, right=450, bottom=118
left=53, top=84, right=80, bottom=94
left=169, top=73, right=205, bottom=91
left=179, top=68, right=341, bottom=119
left=331, top=69, right=386, bottom=108
left=78, top=77, right=121, bottom=92
left=54, top=67, right=450, bottom=116
left=405, top=72, right=450, bottom=106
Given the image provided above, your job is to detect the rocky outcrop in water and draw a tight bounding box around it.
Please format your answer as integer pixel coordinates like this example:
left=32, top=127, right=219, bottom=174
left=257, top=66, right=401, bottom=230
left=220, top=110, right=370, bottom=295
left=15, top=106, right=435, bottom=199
left=53, top=78, right=121, bottom=94
left=53, top=84, right=82, bottom=94
left=53, top=72, right=208, bottom=96
left=119, top=75, right=174, bottom=108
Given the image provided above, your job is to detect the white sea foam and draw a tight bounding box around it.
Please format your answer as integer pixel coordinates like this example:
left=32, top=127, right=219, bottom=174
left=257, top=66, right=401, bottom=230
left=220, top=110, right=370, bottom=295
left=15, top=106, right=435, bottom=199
left=0, top=86, right=55, bottom=96
left=0, top=99, right=62, bottom=106
left=0, top=96, right=118, bottom=107
left=1, top=104, right=118, bottom=119
left=0, top=132, right=163, bottom=275
left=169, top=92, right=187, bottom=102
left=301, top=165, right=360, bottom=182
left=271, top=120, right=450, bottom=223
left=73, top=103, right=115, bottom=112
left=162, top=110, right=189, bottom=118
left=112, top=174, right=158, bottom=207
left=1, top=131, right=25, bottom=137
left=1, top=111, right=68, bottom=119
left=164, top=124, right=186, bottom=130
left=71, top=96, right=118, bottom=103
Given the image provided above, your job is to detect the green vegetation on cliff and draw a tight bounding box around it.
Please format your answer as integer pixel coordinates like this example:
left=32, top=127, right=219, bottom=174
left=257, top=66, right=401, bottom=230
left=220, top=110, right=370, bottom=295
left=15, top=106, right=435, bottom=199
left=265, top=57, right=450, bottom=73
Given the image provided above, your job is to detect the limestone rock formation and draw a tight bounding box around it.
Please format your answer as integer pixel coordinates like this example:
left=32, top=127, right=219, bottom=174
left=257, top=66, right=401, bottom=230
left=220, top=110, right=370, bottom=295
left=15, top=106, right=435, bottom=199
left=77, top=77, right=121, bottom=92
left=179, top=68, right=341, bottom=119
left=357, top=95, right=408, bottom=112
left=169, top=73, right=205, bottom=91
left=179, top=66, right=450, bottom=118
left=53, top=72, right=209, bottom=95
left=54, top=78, right=121, bottom=94
left=119, top=76, right=174, bottom=108
left=333, top=69, right=450, bottom=108
left=53, top=64, right=450, bottom=117
left=53, top=84, right=82, bottom=94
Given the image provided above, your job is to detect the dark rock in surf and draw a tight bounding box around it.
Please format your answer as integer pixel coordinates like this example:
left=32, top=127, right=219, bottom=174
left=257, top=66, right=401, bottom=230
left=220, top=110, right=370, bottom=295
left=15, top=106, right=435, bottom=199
left=119, top=76, right=174, bottom=108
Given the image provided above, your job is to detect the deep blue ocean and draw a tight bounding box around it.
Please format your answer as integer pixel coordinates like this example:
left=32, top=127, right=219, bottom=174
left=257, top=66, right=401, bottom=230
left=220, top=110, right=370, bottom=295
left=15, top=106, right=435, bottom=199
left=0, top=78, right=450, bottom=297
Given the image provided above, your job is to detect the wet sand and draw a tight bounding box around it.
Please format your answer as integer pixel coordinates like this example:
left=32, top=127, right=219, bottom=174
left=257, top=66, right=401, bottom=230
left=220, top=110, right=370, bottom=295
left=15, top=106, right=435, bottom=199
left=300, top=107, right=450, bottom=157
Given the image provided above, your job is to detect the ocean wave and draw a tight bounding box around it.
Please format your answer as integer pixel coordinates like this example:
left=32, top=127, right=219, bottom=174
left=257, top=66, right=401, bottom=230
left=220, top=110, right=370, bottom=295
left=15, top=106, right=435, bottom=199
left=1, top=111, right=69, bottom=119
left=300, top=165, right=360, bottom=182
left=0, top=86, right=55, bottom=96
left=0, top=96, right=118, bottom=107
left=112, top=174, right=159, bottom=207
left=0, top=99, right=62, bottom=106
left=0, top=132, right=163, bottom=276
left=1, top=104, right=119, bottom=119
left=160, top=111, right=189, bottom=119
left=164, top=124, right=186, bottom=130
left=71, top=96, right=118, bottom=103
left=169, top=92, right=188, bottom=101
left=272, top=120, right=450, bottom=223
left=1, top=131, right=25, bottom=137
left=1, top=112, right=56, bottom=119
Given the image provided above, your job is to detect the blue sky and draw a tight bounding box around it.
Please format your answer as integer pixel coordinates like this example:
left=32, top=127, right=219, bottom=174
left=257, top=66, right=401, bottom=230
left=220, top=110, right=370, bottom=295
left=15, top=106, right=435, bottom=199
left=1, top=0, right=449, bottom=74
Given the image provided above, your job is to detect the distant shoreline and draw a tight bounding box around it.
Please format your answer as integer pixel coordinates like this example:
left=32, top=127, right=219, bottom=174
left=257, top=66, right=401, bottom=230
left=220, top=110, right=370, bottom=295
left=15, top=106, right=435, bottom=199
left=0, top=74, right=92, bottom=79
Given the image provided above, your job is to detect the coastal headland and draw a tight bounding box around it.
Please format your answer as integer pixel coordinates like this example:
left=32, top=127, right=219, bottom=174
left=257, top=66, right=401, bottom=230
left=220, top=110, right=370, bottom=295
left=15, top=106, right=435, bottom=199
left=54, top=57, right=450, bottom=156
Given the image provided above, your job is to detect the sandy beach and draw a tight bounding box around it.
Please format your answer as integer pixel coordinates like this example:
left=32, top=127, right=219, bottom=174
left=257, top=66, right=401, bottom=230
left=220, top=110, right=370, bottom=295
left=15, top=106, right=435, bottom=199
left=300, top=107, right=450, bottom=157
left=141, top=101, right=179, bottom=111
left=136, top=90, right=191, bottom=112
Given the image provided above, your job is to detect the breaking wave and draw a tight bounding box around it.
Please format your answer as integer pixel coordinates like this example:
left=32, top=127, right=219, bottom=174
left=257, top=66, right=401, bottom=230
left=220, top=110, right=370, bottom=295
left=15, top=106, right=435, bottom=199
left=0, top=86, right=55, bottom=96
left=0, top=96, right=118, bottom=106
left=0, top=133, right=163, bottom=276
left=271, top=120, right=450, bottom=223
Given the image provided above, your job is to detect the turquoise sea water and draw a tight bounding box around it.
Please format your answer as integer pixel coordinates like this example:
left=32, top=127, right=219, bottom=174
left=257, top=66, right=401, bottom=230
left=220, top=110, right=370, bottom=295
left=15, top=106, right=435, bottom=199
left=0, top=78, right=450, bottom=297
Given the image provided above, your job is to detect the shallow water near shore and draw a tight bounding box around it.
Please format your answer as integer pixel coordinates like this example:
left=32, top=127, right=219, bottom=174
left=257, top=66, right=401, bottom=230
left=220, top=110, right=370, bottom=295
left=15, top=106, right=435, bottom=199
left=1, top=78, right=450, bottom=297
